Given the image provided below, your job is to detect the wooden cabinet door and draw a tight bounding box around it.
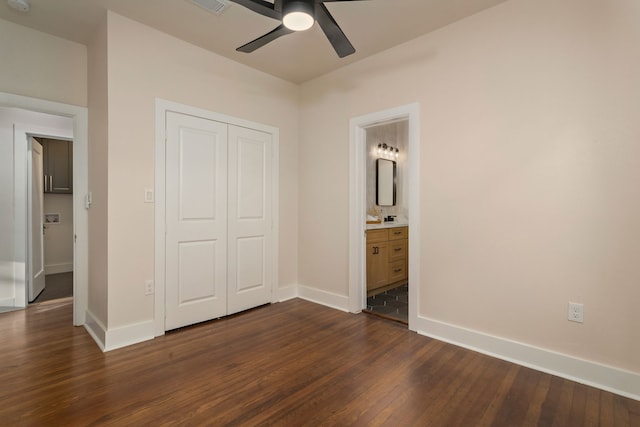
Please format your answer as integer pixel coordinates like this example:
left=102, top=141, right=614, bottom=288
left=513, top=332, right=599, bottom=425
left=366, top=241, right=388, bottom=291
left=388, top=227, right=408, bottom=241
left=388, top=260, right=407, bottom=284
left=43, top=139, right=73, bottom=194
left=388, top=239, right=407, bottom=262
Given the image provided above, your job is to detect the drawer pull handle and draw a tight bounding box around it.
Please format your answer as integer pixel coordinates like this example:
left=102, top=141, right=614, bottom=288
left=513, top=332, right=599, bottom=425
left=394, top=231, right=402, bottom=235
left=394, top=268, right=402, bottom=273
left=394, top=248, right=402, bottom=251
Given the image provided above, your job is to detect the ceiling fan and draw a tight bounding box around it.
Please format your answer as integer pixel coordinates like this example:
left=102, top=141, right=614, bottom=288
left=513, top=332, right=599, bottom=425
left=228, top=0, right=368, bottom=58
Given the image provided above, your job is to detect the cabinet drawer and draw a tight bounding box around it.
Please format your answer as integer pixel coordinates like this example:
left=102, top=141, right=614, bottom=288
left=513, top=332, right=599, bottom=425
left=366, top=229, right=388, bottom=243
left=388, top=240, right=407, bottom=262
left=388, top=227, right=408, bottom=241
left=388, top=260, right=407, bottom=283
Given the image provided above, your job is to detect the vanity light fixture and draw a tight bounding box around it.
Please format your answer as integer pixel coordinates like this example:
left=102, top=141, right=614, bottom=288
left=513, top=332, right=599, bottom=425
left=377, top=143, right=400, bottom=160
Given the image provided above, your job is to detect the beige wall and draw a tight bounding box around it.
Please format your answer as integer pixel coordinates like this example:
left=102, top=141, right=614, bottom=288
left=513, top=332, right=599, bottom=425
left=0, top=19, right=86, bottom=107
left=104, top=12, right=299, bottom=328
left=87, top=14, right=109, bottom=325
left=299, top=0, right=640, bottom=373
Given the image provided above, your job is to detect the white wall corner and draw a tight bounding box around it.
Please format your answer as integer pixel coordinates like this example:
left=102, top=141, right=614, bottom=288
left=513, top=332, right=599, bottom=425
left=104, top=320, right=155, bottom=352
left=83, top=309, right=106, bottom=352
left=415, top=315, right=640, bottom=401
left=297, top=285, right=350, bottom=312
left=274, top=285, right=298, bottom=302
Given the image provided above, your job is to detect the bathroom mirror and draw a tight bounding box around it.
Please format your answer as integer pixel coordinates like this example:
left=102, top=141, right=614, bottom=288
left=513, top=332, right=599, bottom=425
left=376, top=158, right=396, bottom=206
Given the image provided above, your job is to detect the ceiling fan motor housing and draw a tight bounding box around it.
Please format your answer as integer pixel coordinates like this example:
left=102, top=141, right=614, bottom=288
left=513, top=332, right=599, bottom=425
left=283, top=0, right=315, bottom=19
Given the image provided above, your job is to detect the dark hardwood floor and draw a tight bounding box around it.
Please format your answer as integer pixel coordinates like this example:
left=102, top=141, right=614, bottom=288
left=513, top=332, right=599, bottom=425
left=1, top=298, right=638, bottom=426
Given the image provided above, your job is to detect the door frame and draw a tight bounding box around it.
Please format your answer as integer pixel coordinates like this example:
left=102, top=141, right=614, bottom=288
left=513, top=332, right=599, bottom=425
left=1, top=91, right=88, bottom=325
left=154, top=99, right=280, bottom=337
left=348, top=103, right=420, bottom=331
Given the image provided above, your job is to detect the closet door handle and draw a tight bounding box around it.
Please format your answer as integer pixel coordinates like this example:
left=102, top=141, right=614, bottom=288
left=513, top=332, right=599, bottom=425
left=44, top=176, right=47, bottom=192
left=49, top=175, right=53, bottom=191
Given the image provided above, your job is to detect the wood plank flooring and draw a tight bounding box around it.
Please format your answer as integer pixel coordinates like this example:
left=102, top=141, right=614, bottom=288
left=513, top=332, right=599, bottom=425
left=1, top=298, right=638, bottom=426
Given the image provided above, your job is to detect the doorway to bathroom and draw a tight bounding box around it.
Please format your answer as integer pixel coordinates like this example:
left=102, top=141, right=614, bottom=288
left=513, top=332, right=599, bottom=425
left=348, top=103, right=420, bottom=332
left=363, top=120, right=410, bottom=324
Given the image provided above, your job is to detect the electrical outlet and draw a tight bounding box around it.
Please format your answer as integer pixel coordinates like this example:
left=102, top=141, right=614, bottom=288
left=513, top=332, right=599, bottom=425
left=145, top=280, right=154, bottom=296
left=568, top=302, right=584, bottom=323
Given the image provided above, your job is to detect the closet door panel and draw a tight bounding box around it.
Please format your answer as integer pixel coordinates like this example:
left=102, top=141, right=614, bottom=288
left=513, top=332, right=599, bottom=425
left=165, top=112, right=228, bottom=330
left=227, top=125, right=273, bottom=315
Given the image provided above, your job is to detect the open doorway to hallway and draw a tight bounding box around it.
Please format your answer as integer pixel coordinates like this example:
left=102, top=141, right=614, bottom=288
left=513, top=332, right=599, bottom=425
left=0, top=92, right=88, bottom=326
left=30, top=136, right=75, bottom=304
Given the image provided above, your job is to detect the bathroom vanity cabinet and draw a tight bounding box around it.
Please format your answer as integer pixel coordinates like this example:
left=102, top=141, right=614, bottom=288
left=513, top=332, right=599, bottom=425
left=366, top=226, right=408, bottom=295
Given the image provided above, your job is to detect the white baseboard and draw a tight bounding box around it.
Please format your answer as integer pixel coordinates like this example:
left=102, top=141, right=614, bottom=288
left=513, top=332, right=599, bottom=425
left=84, top=309, right=106, bottom=352
left=84, top=310, right=154, bottom=352
left=297, top=285, right=349, bottom=312
left=0, top=297, right=15, bottom=307
left=274, top=285, right=298, bottom=302
left=104, top=320, right=155, bottom=352
left=45, top=263, right=73, bottom=275
left=415, top=315, right=640, bottom=401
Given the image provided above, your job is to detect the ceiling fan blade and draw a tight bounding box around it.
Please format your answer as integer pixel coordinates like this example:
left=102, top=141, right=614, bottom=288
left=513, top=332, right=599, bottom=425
left=228, top=0, right=281, bottom=20
left=236, top=24, right=295, bottom=53
left=315, top=3, right=355, bottom=58
left=273, top=0, right=283, bottom=13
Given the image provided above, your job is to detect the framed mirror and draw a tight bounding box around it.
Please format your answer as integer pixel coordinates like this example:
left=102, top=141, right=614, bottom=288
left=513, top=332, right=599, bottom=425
left=376, top=158, right=396, bottom=206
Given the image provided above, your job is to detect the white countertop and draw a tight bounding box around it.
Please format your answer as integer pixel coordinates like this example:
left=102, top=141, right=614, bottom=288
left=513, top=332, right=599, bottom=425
left=366, top=221, right=408, bottom=230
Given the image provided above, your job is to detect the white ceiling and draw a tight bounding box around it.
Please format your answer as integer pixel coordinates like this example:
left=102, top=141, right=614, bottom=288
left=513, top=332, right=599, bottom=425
left=0, top=0, right=508, bottom=83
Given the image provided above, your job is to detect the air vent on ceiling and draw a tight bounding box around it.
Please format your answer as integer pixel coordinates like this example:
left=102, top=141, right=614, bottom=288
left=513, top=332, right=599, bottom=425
left=190, top=0, right=230, bottom=15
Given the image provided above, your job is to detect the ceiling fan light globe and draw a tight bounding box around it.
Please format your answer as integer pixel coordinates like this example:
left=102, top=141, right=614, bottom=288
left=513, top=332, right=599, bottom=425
left=282, top=0, right=315, bottom=31
left=283, top=11, right=314, bottom=31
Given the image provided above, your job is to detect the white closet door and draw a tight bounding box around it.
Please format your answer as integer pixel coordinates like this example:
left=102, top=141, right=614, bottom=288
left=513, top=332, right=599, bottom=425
left=227, top=125, right=273, bottom=315
left=29, top=138, right=45, bottom=301
left=165, top=112, right=228, bottom=330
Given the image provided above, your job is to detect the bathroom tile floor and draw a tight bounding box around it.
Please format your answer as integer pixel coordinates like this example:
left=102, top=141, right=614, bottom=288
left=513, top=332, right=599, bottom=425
left=366, top=283, right=408, bottom=324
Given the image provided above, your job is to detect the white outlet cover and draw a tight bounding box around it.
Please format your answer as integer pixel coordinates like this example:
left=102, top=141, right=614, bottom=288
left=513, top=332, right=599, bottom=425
left=568, top=302, right=584, bottom=323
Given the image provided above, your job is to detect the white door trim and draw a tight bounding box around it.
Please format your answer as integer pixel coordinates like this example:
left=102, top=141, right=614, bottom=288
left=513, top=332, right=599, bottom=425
left=154, top=99, right=280, bottom=337
left=1, top=91, right=88, bottom=326
left=348, top=103, right=420, bottom=331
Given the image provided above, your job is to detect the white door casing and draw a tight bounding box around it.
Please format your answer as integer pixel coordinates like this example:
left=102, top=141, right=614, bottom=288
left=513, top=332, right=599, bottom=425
left=155, top=100, right=279, bottom=336
left=2, top=91, right=88, bottom=326
left=227, top=125, right=273, bottom=314
left=349, top=103, right=420, bottom=330
left=29, top=138, right=45, bottom=301
left=165, top=112, right=228, bottom=330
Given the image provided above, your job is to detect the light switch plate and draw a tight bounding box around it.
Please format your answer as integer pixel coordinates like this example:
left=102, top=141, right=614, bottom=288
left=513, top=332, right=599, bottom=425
left=144, top=188, right=154, bottom=203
